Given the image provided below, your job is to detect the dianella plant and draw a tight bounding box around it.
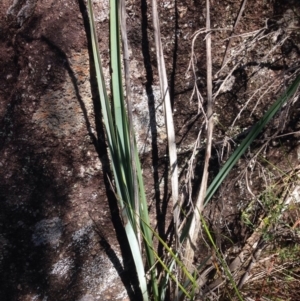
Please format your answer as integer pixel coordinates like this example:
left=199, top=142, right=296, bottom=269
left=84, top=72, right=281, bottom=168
left=86, top=0, right=300, bottom=300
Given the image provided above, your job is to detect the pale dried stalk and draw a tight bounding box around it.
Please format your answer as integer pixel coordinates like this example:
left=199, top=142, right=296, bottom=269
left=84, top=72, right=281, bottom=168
left=184, top=0, right=214, bottom=273
left=186, top=29, right=207, bottom=116
left=151, top=0, right=179, bottom=248
left=178, top=123, right=204, bottom=234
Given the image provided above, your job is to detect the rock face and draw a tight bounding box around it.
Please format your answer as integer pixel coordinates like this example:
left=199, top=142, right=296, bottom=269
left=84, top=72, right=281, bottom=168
left=0, top=0, right=148, bottom=300
left=1, top=0, right=300, bottom=300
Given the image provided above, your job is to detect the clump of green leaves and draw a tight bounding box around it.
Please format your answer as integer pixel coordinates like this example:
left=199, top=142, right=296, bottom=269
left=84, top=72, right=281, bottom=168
left=86, top=0, right=300, bottom=299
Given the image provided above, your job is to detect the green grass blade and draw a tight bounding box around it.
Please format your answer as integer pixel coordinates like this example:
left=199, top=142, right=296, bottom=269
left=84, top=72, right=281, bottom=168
left=205, top=75, right=300, bottom=205
left=124, top=216, right=149, bottom=300
left=110, top=0, right=133, bottom=203
left=138, top=206, right=196, bottom=299
left=110, top=0, right=127, bottom=149
left=87, top=0, right=125, bottom=208
left=135, top=148, right=159, bottom=300
left=119, top=0, right=140, bottom=249
left=87, top=0, right=115, bottom=152
left=200, top=215, right=244, bottom=301
left=159, top=258, right=175, bottom=301
left=151, top=229, right=196, bottom=286
left=87, top=1, right=149, bottom=300
left=177, top=75, right=300, bottom=296
left=140, top=221, right=192, bottom=300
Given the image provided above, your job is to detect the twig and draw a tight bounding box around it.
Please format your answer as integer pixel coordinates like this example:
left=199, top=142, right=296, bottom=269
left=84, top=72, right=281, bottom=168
left=221, top=0, right=247, bottom=69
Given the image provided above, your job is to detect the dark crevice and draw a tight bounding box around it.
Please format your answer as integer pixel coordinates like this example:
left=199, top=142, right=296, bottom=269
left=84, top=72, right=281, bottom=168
left=141, top=0, right=169, bottom=265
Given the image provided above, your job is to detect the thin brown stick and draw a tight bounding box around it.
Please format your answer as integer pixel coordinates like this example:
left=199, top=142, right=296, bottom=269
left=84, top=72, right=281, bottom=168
left=221, top=0, right=247, bottom=69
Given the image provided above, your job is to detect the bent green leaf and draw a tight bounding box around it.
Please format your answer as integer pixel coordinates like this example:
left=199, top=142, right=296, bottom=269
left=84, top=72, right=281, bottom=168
left=205, top=75, right=300, bottom=205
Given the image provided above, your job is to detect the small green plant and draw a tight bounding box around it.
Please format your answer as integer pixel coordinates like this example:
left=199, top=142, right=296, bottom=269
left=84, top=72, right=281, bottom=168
left=278, top=244, right=300, bottom=262
left=86, top=0, right=300, bottom=299
left=87, top=1, right=193, bottom=300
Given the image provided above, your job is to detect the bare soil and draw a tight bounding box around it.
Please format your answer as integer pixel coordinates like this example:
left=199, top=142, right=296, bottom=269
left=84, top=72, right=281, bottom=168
left=1, top=0, right=300, bottom=300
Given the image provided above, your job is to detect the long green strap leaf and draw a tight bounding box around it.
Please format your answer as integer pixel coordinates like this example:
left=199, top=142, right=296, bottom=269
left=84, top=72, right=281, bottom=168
left=87, top=2, right=149, bottom=300
left=177, top=75, right=300, bottom=296
left=87, top=0, right=115, bottom=153
left=87, top=0, right=124, bottom=209
left=205, top=75, right=300, bottom=205
left=110, top=0, right=134, bottom=206
left=135, top=147, right=159, bottom=300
